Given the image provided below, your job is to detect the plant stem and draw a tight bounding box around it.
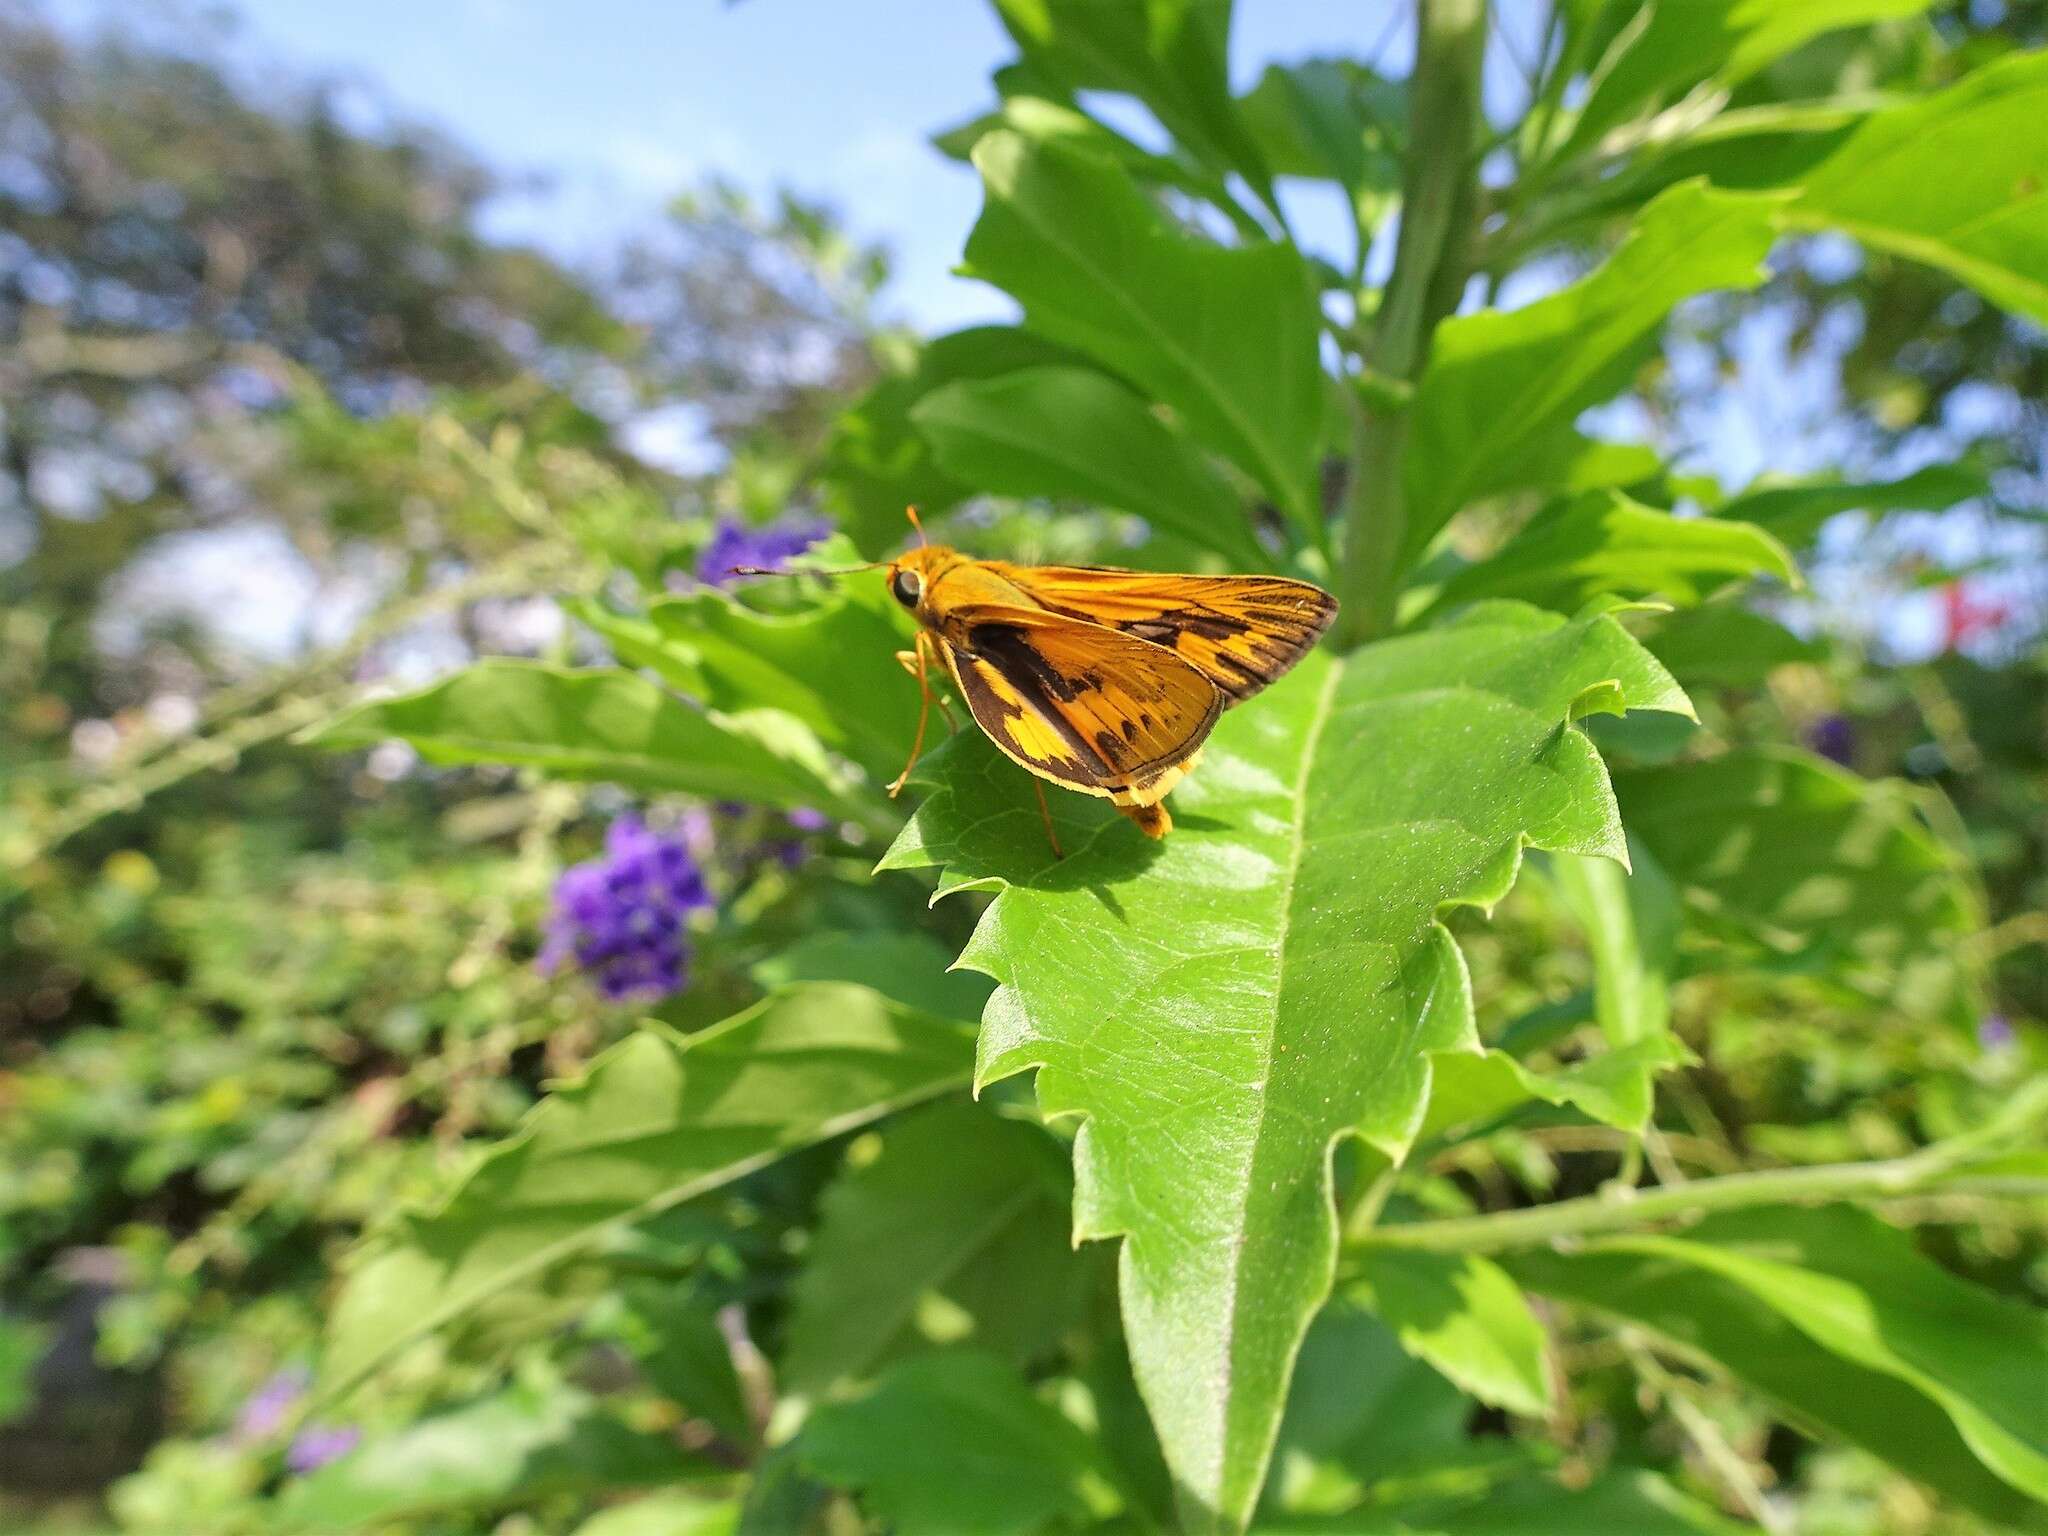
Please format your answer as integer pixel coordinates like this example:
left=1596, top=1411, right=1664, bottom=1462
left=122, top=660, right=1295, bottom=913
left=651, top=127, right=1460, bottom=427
left=1331, top=0, right=1487, bottom=649
left=1356, top=1158, right=2048, bottom=1256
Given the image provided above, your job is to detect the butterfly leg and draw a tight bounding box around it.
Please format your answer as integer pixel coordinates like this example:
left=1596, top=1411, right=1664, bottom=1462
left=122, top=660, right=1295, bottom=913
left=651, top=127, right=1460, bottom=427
left=887, top=630, right=939, bottom=799
left=1030, top=775, right=1064, bottom=859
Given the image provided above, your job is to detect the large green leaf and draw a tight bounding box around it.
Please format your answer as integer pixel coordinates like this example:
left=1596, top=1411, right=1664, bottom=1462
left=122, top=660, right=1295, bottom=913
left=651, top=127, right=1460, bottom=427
left=780, top=1100, right=1087, bottom=1397
left=1783, top=49, right=2048, bottom=324
left=911, top=366, right=1267, bottom=567
left=820, top=325, right=1085, bottom=553
left=1556, top=0, right=1933, bottom=163
left=1509, top=1205, right=2048, bottom=1518
left=991, top=0, right=1274, bottom=211
left=1237, top=58, right=1404, bottom=240
left=798, top=1351, right=1120, bottom=1536
left=1712, top=461, right=1987, bottom=548
left=879, top=601, right=1688, bottom=1530
left=272, top=1386, right=706, bottom=1530
left=1615, top=749, right=1983, bottom=1023
left=307, top=660, right=861, bottom=818
left=1417, top=1033, right=1695, bottom=1144
left=1422, top=491, right=1796, bottom=619
left=316, top=985, right=975, bottom=1403
left=1404, top=182, right=1782, bottom=565
left=1348, top=1251, right=1552, bottom=1419
left=962, top=131, right=1325, bottom=538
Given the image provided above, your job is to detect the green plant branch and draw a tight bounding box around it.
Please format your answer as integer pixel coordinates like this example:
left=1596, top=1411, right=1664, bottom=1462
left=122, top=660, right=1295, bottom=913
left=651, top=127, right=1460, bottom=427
left=1356, top=1163, right=2048, bottom=1257
left=1331, top=0, right=1487, bottom=648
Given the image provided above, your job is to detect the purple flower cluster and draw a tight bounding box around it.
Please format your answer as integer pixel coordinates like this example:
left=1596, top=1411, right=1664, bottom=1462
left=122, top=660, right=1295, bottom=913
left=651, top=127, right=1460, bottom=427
left=231, top=1368, right=360, bottom=1474
left=1806, top=714, right=1857, bottom=767
left=694, top=515, right=828, bottom=587
left=541, top=816, right=714, bottom=1002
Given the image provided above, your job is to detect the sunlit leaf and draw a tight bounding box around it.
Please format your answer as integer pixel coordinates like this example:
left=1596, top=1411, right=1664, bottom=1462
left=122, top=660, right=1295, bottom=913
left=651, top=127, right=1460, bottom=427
left=1404, top=182, right=1782, bottom=565
left=962, top=131, right=1325, bottom=539
left=306, top=660, right=862, bottom=818
left=317, top=985, right=975, bottom=1403
left=1783, top=49, right=2048, bottom=323
left=1423, top=491, right=1796, bottom=618
left=1556, top=0, right=1932, bottom=163
left=821, top=326, right=1085, bottom=553
left=879, top=602, right=1687, bottom=1529
left=912, top=366, right=1267, bottom=567
left=991, top=0, right=1274, bottom=209
left=1510, top=1205, right=2048, bottom=1515
left=1349, top=1250, right=1553, bottom=1419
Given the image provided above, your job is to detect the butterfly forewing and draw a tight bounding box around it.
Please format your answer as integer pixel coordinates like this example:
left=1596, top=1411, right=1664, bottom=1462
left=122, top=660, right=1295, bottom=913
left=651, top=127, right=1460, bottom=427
left=988, top=564, right=1337, bottom=703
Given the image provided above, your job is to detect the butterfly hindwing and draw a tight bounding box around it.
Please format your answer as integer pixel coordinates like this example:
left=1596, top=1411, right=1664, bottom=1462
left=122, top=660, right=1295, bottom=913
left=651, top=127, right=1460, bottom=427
left=989, top=565, right=1337, bottom=704
left=939, top=606, right=1221, bottom=809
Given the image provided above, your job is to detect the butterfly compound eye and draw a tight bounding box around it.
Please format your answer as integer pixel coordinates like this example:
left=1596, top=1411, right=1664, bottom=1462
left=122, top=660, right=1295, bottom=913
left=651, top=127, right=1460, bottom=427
left=891, top=568, right=922, bottom=608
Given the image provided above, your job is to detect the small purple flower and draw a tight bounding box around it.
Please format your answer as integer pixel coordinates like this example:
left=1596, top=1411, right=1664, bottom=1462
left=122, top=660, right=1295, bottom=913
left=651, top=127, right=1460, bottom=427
left=540, top=816, right=714, bottom=1003
left=286, top=1424, right=362, bottom=1474
left=787, top=807, right=830, bottom=833
left=232, top=1368, right=308, bottom=1443
left=1979, top=1015, right=2016, bottom=1054
left=692, top=515, right=828, bottom=587
left=1807, top=714, right=1856, bottom=767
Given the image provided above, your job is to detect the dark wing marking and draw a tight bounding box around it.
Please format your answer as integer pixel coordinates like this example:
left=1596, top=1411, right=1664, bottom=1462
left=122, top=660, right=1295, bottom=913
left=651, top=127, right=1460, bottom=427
left=938, top=608, right=1220, bottom=807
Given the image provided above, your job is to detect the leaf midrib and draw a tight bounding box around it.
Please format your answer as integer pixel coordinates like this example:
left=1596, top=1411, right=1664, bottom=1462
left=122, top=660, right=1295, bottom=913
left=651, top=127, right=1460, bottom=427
left=1207, top=655, right=1344, bottom=1503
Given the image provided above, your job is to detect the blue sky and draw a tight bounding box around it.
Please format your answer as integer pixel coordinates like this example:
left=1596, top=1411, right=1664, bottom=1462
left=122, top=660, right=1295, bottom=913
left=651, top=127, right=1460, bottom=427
left=152, top=0, right=1472, bottom=331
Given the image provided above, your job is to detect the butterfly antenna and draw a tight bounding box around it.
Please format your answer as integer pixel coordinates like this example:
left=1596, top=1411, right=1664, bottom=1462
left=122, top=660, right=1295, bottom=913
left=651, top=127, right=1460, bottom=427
left=905, top=504, right=927, bottom=548
left=729, top=561, right=885, bottom=579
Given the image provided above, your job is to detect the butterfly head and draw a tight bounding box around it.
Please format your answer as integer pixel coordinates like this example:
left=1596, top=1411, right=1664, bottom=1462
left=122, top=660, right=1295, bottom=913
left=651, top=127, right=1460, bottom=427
left=885, top=543, right=966, bottom=616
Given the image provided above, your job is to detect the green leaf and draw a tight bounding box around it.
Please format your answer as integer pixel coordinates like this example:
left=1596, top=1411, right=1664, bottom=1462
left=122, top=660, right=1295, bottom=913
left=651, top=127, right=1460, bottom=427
left=1348, top=1250, right=1552, bottom=1418
left=1783, top=50, right=2048, bottom=324
left=934, top=93, right=1245, bottom=220
left=1237, top=59, right=1404, bottom=235
left=991, top=0, right=1274, bottom=210
left=635, top=573, right=919, bottom=787
left=1509, top=1205, right=2048, bottom=1518
left=1556, top=0, right=1932, bottom=163
left=1712, top=460, right=1987, bottom=548
left=750, top=930, right=994, bottom=1022
left=1261, top=1301, right=1476, bottom=1517
left=307, top=660, right=859, bottom=817
left=1423, top=492, right=1796, bottom=618
left=879, top=601, right=1688, bottom=1530
left=317, top=985, right=975, bottom=1403
left=1615, top=749, right=1984, bottom=1023
left=1419, top=1034, right=1696, bottom=1143
left=1546, top=835, right=1682, bottom=1052
left=272, top=1386, right=707, bottom=1530
left=1641, top=602, right=1822, bottom=689
left=0, top=1317, right=43, bottom=1425
left=1404, top=182, right=1783, bottom=565
left=821, top=325, right=1086, bottom=553
left=962, top=131, right=1325, bottom=539
left=1265, top=1470, right=1764, bottom=1533
left=799, top=1351, right=1120, bottom=1536
left=570, top=1493, right=739, bottom=1536
left=912, top=366, right=1266, bottom=567
left=780, top=1100, right=1087, bottom=1397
